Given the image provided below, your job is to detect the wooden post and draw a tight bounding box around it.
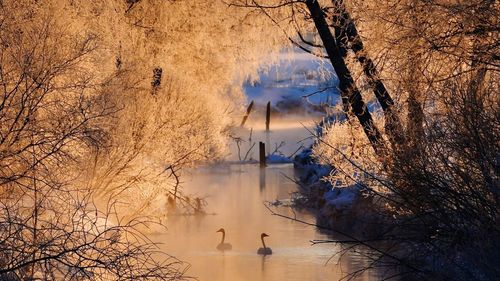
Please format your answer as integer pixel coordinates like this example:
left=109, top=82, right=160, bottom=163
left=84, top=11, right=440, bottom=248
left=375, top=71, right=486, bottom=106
left=259, top=142, right=266, bottom=167
left=240, top=100, right=254, bottom=127
left=265, top=101, right=271, bottom=131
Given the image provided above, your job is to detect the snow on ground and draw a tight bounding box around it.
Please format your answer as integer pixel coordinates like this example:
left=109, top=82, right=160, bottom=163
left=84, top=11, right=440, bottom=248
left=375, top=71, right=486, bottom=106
left=234, top=48, right=362, bottom=213
left=243, top=48, right=340, bottom=110
left=239, top=47, right=364, bottom=214
left=228, top=48, right=342, bottom=163
left=232, top=50, right=360, bottom=211
left=266, top=153, right=293, bottom=164
left=323, top=185, right=361, bottom=211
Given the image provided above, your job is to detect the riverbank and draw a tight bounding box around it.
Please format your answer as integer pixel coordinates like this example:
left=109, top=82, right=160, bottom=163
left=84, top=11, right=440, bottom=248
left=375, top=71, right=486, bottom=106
left=291, top=121, right=500, bottom=281
left=293, top=143, right=380, bottom=236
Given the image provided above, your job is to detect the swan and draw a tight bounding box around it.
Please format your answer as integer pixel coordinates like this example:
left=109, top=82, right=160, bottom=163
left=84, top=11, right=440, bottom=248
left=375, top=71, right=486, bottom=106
left=216, top=228, right=232, bottom=251
left=257, top=233, right=272, bottom=255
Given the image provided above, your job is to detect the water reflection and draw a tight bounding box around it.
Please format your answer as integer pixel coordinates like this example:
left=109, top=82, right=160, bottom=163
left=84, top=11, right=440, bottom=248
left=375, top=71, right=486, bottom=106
left=259, top=167, right=266, bottom=192
left=260, top=255, right=269, bottom=274
left=152, top=164, right=377, bottom=281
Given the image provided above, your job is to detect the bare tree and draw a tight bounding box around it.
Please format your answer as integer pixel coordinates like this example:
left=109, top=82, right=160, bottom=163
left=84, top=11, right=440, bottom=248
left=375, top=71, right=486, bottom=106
left=228, top=0, right=387, bottom=154
left=307, top=0, right=499, bottom=279
left=0, top=2, right=189, bottom=279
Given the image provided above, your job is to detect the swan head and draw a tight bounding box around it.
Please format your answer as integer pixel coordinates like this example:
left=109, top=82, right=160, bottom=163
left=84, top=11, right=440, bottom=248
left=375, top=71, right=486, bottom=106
left=261, top=233, right=269, bottom=238
left=216, top=228, right=225, bottom=233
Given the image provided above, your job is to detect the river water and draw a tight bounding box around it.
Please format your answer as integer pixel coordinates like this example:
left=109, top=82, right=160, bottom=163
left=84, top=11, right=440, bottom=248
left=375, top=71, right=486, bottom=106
left=153, top=119, right=378, bottom=280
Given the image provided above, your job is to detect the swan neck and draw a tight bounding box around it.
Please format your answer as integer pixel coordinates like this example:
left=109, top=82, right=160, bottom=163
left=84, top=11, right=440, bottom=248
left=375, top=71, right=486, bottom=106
left=261, top=236, right=267, bottom=249
left=220, top=231, right=225, bottom=244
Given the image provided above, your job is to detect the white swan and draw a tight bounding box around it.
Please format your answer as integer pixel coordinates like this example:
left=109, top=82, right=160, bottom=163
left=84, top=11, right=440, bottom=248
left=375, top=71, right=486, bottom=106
left=257, top=233, right=272, bottom=255
left=216, top=228, right=232, bottom=251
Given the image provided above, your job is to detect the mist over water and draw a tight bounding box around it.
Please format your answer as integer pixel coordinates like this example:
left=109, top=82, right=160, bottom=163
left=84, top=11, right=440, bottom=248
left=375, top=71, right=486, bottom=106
left=150, top=59, right=376, bottom=279
left=154, top=164, right=376, bottom=281
left=151, top=110, right=378, bottom=280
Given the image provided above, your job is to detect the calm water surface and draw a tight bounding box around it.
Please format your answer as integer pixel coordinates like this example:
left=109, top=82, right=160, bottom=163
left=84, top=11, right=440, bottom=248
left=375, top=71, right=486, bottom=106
left=154, top=163, right=377, bottom=281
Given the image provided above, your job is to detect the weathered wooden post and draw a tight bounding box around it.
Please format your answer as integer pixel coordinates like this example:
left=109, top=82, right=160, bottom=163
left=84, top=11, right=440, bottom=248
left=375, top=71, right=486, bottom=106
left=259, top=141, right=266, bottom=167
left=266, top=101, right=271, bottom=131
left=240, top=100, right=254, bottom=127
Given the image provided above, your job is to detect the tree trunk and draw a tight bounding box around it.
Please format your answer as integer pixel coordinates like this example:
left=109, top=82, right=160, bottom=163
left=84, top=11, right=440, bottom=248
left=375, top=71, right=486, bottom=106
left=330, top=0, right=404, bottom=146
left=331, top=0, right=394, bottom=112
left=305, top=0, right=384, bottom=153
left=405, top=2, right=425, bottom=150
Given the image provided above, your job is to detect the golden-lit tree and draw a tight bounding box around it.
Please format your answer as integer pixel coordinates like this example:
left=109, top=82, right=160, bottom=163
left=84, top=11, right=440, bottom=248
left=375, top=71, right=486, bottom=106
left=0, top=1, right=187, bottom=278
left=52, top=0, right=291, bottom=218
left=225, top=0, right=498, bottom=279
left=310, top=1, right=499, bottom=279
left=0, top=0, right=288, bottom=278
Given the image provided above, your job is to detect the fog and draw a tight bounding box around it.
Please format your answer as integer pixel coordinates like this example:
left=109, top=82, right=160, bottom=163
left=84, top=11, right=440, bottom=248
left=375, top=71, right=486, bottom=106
left=153, top=164, right=376, bottom=281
